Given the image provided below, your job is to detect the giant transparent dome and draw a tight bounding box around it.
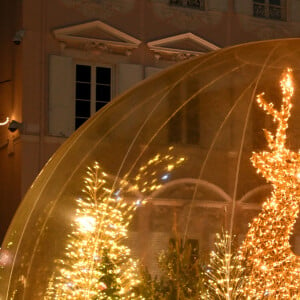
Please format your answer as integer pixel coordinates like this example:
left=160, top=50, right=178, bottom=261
left=2, top=38, right=300, bottom=298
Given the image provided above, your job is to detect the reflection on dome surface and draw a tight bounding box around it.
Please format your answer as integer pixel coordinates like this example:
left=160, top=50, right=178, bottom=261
left=2, top=39, right=300, bottom=298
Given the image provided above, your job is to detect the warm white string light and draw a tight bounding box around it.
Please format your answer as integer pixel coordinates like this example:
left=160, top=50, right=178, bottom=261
left=0, top=117, right=9, bottom=126
left=240, top=68, right=300, bottom=299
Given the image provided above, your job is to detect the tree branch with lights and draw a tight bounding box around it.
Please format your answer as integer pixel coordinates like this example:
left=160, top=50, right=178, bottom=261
left=202, top=231, right=245, bottom=300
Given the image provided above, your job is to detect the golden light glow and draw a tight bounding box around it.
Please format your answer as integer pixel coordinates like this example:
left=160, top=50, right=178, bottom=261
left=240, top=68, right=300, bottom=298
left=76, top=216, right=96, bottom=233
left=0, top=117, right=9, bottom=126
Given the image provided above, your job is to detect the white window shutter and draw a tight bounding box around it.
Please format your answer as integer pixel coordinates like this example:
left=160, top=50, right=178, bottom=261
left=117, top=63, right=143, bottom=95
left=49, top=55, right=74, bottom=137
left=145, top=66, right=162, bottom=78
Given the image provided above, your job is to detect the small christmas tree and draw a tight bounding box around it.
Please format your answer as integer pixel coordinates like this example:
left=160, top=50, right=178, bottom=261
left=202, top=231, right=245, bottom=300
left=48, top=162, right=142, bottom=299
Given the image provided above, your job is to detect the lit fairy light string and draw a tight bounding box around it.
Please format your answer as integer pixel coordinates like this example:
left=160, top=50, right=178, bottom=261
left=240, top=68, right=300, bottom=298
left=202, top=231, right=245, bottom=299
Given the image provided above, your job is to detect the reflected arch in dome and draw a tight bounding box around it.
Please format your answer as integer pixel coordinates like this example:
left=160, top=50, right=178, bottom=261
left=150, top=177, right=231, bottom=205
left=239, top=184, right=272, bottom=209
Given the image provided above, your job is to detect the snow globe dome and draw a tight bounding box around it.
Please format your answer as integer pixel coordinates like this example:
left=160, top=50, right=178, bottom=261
left=2, top=38, right=300, bottom=299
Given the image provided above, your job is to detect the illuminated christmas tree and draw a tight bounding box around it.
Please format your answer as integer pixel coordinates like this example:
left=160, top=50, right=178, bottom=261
left=45, top=148, right=185, bottom=299
left=51, top=162, right=142, bottom=299
left=240, top=68, right=300, bottom=298
left=202, top=231, right=245, bottom=300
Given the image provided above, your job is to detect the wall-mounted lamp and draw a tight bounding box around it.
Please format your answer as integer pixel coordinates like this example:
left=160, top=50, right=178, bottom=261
left=12, top=29, right=25, bottom=45
left=8, top=120, right=23, bottom=132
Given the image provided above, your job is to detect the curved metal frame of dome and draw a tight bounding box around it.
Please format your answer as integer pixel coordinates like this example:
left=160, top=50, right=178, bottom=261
left=2, top=38, right=300, bottom=299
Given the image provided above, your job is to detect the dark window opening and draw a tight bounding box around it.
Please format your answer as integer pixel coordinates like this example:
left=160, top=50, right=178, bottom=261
left=169, top=0, right=205, bottom=10
left=75, top=65, right=111, bottom=129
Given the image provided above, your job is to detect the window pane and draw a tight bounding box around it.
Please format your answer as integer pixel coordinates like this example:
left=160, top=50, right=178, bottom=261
left=76, top=65, right=91, bottom=82
left=75, top=117, right=88, bottom=129
left=76, top=83, right=91, bottom=100
left=269, top=6, right=281, bottom=19
left=96, top=85, right=111, bottom=101
left=187, top=0, right=205, bottom=9
left=253, top=3, right=266, bottom=17
left=76, top=100, right=90, bottom=118
left=96, top=101, right=109, bottom=111
left=170, top=0, right=205, bottom=9
left=96, top=67, right=111, bottom=84
left=269, top=0, right=280, bottom=5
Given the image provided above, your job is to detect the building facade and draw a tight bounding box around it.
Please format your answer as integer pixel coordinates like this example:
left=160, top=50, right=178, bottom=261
left=1, top=0, right=300, bottom=257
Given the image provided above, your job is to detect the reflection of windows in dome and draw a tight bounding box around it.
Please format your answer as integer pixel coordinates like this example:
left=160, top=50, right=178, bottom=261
left=75, top=64, right=112, bottom=129
left=253, top=0, right=286, bottom=21
left=169, top=0, right=205, bottom=10
left=168, top=91, right=200, bottom=145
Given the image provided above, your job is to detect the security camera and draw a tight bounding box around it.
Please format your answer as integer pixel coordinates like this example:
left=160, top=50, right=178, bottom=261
left=8, top=120, right=22, bottom=132
left=12, top=30, right=25, bottom=45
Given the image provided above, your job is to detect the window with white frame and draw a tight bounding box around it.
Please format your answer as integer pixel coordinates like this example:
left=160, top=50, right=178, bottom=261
left=75, top=64, right=112, bottom=129
left=253, top=0, right=286, bottom=20
left=48, top=56, right=159, bottom=137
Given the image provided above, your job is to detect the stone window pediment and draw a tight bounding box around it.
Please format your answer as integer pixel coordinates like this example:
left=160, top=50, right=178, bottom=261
left=147, top=33, right=219, bottom=61
left=53, top=20, right=141, bottom=55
